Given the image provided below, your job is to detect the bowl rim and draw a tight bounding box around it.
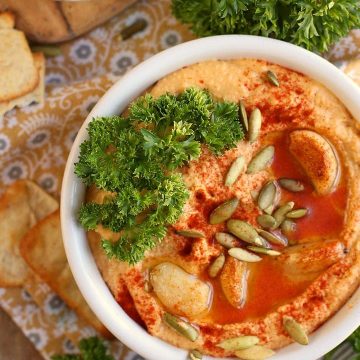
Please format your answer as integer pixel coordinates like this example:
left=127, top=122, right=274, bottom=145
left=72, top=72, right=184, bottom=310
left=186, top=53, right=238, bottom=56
left=61, top=34, right=360, bottom=360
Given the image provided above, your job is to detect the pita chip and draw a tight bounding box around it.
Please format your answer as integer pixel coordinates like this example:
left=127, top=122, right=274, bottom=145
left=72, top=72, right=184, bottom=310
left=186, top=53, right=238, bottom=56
left=0, top=180, right=58, bottom=286
left=0, top=28, right=38, bottom=102
left=0, top=11, right=15, bottom=29
left=20, top=210, right=112, bottom=338
left=0, top=51, right=45, bottom=117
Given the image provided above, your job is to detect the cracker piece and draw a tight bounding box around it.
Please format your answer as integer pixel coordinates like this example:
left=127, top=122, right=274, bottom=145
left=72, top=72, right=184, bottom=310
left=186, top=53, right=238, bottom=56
left=0, top=11, right=15, bottom=28
left=0, top=29, right=38, bottom=102
left=0, top=180, right=59, bottom=286
left=24, top=271, right=103, bottom=344
left=1, top=0, right=69, bottom=43
left=0, top=52, right=45, bottom=117
left=20, top=210, right=113, bottom=338
left=60, top=0, right=137, bottom=35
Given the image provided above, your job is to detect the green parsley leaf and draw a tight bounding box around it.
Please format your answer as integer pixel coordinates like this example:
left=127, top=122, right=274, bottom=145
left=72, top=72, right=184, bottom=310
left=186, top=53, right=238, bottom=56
left=349, top=326, right=360, bottom=353
left=324, top=326, right=360, bottom=359
left=75, top=88, right=243, bottom=264
left=171, top=0, right=360, bottom=53
left=51, top=337, right=114, bottom=360
left=52, top=356, right=81, bottom=360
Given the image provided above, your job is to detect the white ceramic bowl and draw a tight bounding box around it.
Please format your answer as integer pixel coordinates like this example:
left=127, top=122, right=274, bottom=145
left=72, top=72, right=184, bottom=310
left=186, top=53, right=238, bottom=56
left=61, top=35, right=360, bottom=360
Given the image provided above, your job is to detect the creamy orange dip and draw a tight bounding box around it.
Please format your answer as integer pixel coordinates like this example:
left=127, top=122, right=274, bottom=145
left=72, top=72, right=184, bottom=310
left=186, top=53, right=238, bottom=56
left=86, top=59, right=360, bottom=357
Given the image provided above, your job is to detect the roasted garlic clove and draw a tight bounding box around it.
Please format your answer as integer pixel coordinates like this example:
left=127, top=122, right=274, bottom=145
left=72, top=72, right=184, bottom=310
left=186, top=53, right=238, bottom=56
left=150, top=262, right=211, bottom=318
left=220, top=256, right=248, bottom=308
left=288, top=130, right=340, bottom=195
left=277, top=240, right=346, bottom=275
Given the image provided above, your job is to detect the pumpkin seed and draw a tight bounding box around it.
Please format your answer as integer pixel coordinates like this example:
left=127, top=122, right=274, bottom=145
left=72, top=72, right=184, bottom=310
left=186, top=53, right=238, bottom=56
left=239, top=100, right=249, bottom=131
left=215, top=232, right=238, bottom=249
left=176, top=230, right=205, bottom=238
left=263, top=204, right=275, bottom=215
left=281, top=219, right=296, bottom=235
left=257, top=235, right=272, bottom=248
left=246, top=146, right=275, bottom=174
left=267, top=70, right=280, bottom=87
left=278, top=178, right=304, bottom=192
left=258, top=229, right=288, bottom=246
left=163, top=313, right=199, bottom=342
left=273, top=202, right=295, bottom=227
left=235, top=345, right=275, bottom=360
left=120, top=18, right=148, bottom=40
left=250, top=190, right=259, bottom=201
left=208, top=253, right=225, bottom=278
left=218, top=336, right=259, bottom=351
left=247, top=246, right=281, bottom=256
left=257, top=214, right=277, bottom=229
left=283, top=316, right=309, bottom=345
left=210, top=198, right=239, bottom=224
left=258, top=181, right=276, bottom=210
left=189, top=350, right=202, bottom=360
left=286, top=208, right=308, bottom=219
left=248, top=108, right=262, bottom=143
left=228, top=247, right=262, bottom=262
left=225, top=156, right=245, bottom=186
left=30, top=45, right=62, bottom=57
left=227, top=220, right=263, bottom=246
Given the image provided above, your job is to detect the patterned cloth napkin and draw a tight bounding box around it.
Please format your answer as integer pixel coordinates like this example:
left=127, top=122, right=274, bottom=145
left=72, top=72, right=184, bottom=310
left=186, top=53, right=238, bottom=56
left=0, top=0, right=359, bottom=359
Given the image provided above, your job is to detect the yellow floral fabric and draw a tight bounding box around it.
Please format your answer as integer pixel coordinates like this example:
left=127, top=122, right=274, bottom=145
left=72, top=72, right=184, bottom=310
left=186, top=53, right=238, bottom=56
left=0, top=0, right=359, bottom=359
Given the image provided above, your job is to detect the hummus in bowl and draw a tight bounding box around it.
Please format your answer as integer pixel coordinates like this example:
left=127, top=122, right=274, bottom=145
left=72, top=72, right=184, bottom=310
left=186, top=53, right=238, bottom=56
left=61, top=36, right=360, bottom=360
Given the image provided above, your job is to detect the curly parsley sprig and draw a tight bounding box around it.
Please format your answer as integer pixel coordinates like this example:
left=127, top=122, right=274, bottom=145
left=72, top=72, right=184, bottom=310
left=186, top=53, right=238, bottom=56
left=325, top=326, right=360, bottom=360
left=172, top=0, right=360, bottom=53
left=75, top=88, right=244, bottom=264
left=51, top=337, right=114, bottom=360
